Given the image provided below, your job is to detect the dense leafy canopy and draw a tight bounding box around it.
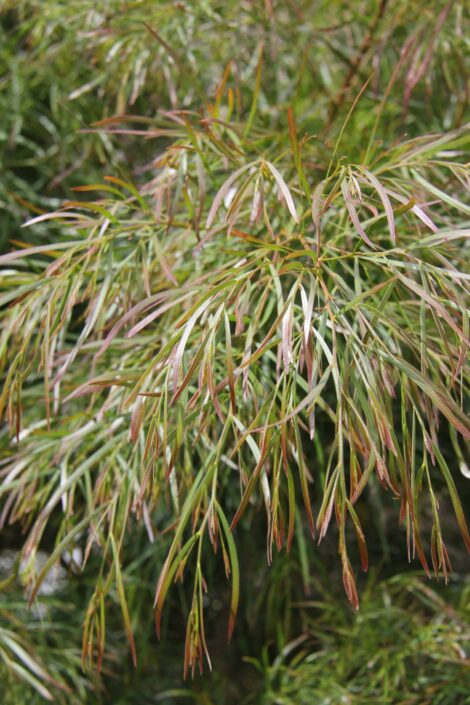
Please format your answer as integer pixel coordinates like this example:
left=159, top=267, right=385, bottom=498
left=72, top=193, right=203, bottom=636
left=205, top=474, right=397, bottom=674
left=1, top=1, right=469, bottom=703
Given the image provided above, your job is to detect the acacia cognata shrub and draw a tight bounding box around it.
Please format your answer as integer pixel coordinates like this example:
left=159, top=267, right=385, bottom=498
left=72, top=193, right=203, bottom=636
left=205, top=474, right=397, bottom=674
left=0, top=0, right=469, bottom=683
left=2, top=116, right=469, bottom=674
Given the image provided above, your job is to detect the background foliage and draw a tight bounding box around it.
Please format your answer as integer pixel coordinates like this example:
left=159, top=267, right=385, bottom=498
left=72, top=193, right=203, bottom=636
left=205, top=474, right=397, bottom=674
left=1, top=1, right=469, bottom=703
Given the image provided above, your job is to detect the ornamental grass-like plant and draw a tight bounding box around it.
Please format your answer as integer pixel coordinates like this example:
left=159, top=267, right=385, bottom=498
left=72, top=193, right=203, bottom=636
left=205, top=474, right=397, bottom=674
left=0, top=0, right=469, bottom=701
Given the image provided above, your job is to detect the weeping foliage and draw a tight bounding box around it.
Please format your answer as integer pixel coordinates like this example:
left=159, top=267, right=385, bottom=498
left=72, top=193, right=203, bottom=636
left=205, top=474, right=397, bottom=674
left=0, top=0, right=469, bottom=695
